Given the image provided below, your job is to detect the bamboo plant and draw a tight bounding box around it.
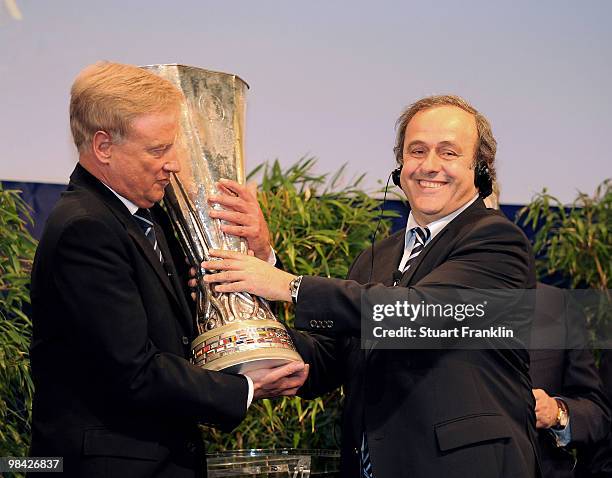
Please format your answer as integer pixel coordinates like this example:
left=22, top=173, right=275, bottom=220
left=0, top=184, right=37, bottom=458
left=517, top=178, right=611, bottom=345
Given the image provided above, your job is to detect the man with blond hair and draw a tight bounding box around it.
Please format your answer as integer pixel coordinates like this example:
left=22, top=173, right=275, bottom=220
left=203, top=95, right=541, bottom=477
left=29, top=61, right=306, bottom=478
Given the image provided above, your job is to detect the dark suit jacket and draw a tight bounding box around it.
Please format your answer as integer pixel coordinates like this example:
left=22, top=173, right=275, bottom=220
left=290, top=199, right=541, bottom=478
left=580, top=349, right=612, bottom=477
left=530, top=284, right=611, bottom=477
left=29, top=164, right=248, bottom=478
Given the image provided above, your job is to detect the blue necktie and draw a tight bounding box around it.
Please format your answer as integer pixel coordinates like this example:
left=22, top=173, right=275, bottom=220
left=402, top=226, right=431, bottom=272
left=361, top=432, right=374, bottom=478
left=134, top=208, right=163, bottom=263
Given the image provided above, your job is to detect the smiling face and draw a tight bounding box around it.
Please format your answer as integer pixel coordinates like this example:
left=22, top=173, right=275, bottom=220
left=103, top=111, right=180, bottom=208
left=400, top=105, right=479, bottom=225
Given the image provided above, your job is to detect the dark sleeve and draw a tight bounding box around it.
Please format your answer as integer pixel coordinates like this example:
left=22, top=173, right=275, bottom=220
left=54, top=216, right=248, bottom=429
left=580, top=350, right=612, bottom=475
left=561, top=347, right=611, bottom=445
left=288, top=329, right=346, bottom=398
left=154, top=205, right=196, bottom=310
left=288, top=250, right=368, bottom=397
left=295, top=218, right=533, bottom=336
left=559, top=290, right=611, bottom=445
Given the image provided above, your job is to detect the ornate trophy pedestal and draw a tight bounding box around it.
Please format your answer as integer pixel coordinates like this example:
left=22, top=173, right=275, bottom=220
left=192, top=319, right=300, bottom=373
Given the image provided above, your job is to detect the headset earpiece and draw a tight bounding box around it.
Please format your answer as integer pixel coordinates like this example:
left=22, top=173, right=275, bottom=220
left=391, top=167, right=402, bottom=187
left=474, top=161, right=493, bottom=198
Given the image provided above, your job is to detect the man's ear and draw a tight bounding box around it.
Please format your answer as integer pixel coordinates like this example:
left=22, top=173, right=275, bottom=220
left=92, top=130, right=113, bottom=164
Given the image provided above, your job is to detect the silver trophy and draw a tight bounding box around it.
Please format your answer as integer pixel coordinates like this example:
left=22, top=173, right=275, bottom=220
left=143, top=64, right=301, bottom=373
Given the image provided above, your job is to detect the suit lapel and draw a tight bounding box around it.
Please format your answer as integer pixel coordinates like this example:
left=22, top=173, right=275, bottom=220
left=364, top=231, right=406, bottom=358
left=369, top=230, right=406, bottom=285
left=399, top=199, right=486, bottom=286
left=70, top=164, right=192, bottom=330
left=152, top=219, right=194, bottom=333
left=399, top=228, right=448, bottom=286
left=122, top=205, right=198, bottom=336
left=125, top=224, right=180, bottom=303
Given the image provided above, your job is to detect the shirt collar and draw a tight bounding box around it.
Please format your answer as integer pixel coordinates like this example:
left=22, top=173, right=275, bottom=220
left=101, top=183, right=140, bottom=215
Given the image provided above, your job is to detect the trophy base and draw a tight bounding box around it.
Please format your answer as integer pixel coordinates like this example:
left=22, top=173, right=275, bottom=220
left=222, top=357, right=295, bottom=374
left=191, top=319, right=302, bottom=372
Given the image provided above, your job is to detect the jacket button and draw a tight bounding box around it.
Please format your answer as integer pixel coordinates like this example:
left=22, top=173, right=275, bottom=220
left=354, top=447, right=359, bottom=455
left=182, top=336, right=189, bottom=345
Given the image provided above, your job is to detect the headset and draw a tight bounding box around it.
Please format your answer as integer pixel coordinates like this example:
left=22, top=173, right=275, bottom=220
left=390, top=160, right=492, bottom=198
left=391, top=167, right=402, bottom=188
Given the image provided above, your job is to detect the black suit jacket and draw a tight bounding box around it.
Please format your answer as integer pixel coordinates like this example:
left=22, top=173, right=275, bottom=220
left=29, top=164, right=248, bottom=478
left=530, top=283, right=611, bottom=477
left=290, top=199, right=541, bottom=478
left=581, top=349, right=612, bottom=477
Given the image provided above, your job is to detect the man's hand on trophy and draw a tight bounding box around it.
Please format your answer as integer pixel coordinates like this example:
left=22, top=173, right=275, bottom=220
left=245, top=361, right=310, bottom=399
left=202, top=249, right=295, bottom=302
left=208, top=179, right=273, bottom=262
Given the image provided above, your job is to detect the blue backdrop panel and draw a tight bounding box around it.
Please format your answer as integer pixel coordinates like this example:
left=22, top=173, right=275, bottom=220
left=2, top=181, right=66, bottom=240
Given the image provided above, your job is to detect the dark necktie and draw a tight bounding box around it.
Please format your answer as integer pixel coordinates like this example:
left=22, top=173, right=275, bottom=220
left=402, top=225, right=431, bottom=272
left=133, top=208, right=163, bottom=263
left=361, top=432, right=374, bottom=478
left=393, top=225, right=431, bottom=286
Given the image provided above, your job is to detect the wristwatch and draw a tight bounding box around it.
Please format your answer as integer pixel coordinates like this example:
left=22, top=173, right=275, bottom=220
left=553, top=398, right=569, bottom=429
left=289, top=275, right=303, bottom=304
